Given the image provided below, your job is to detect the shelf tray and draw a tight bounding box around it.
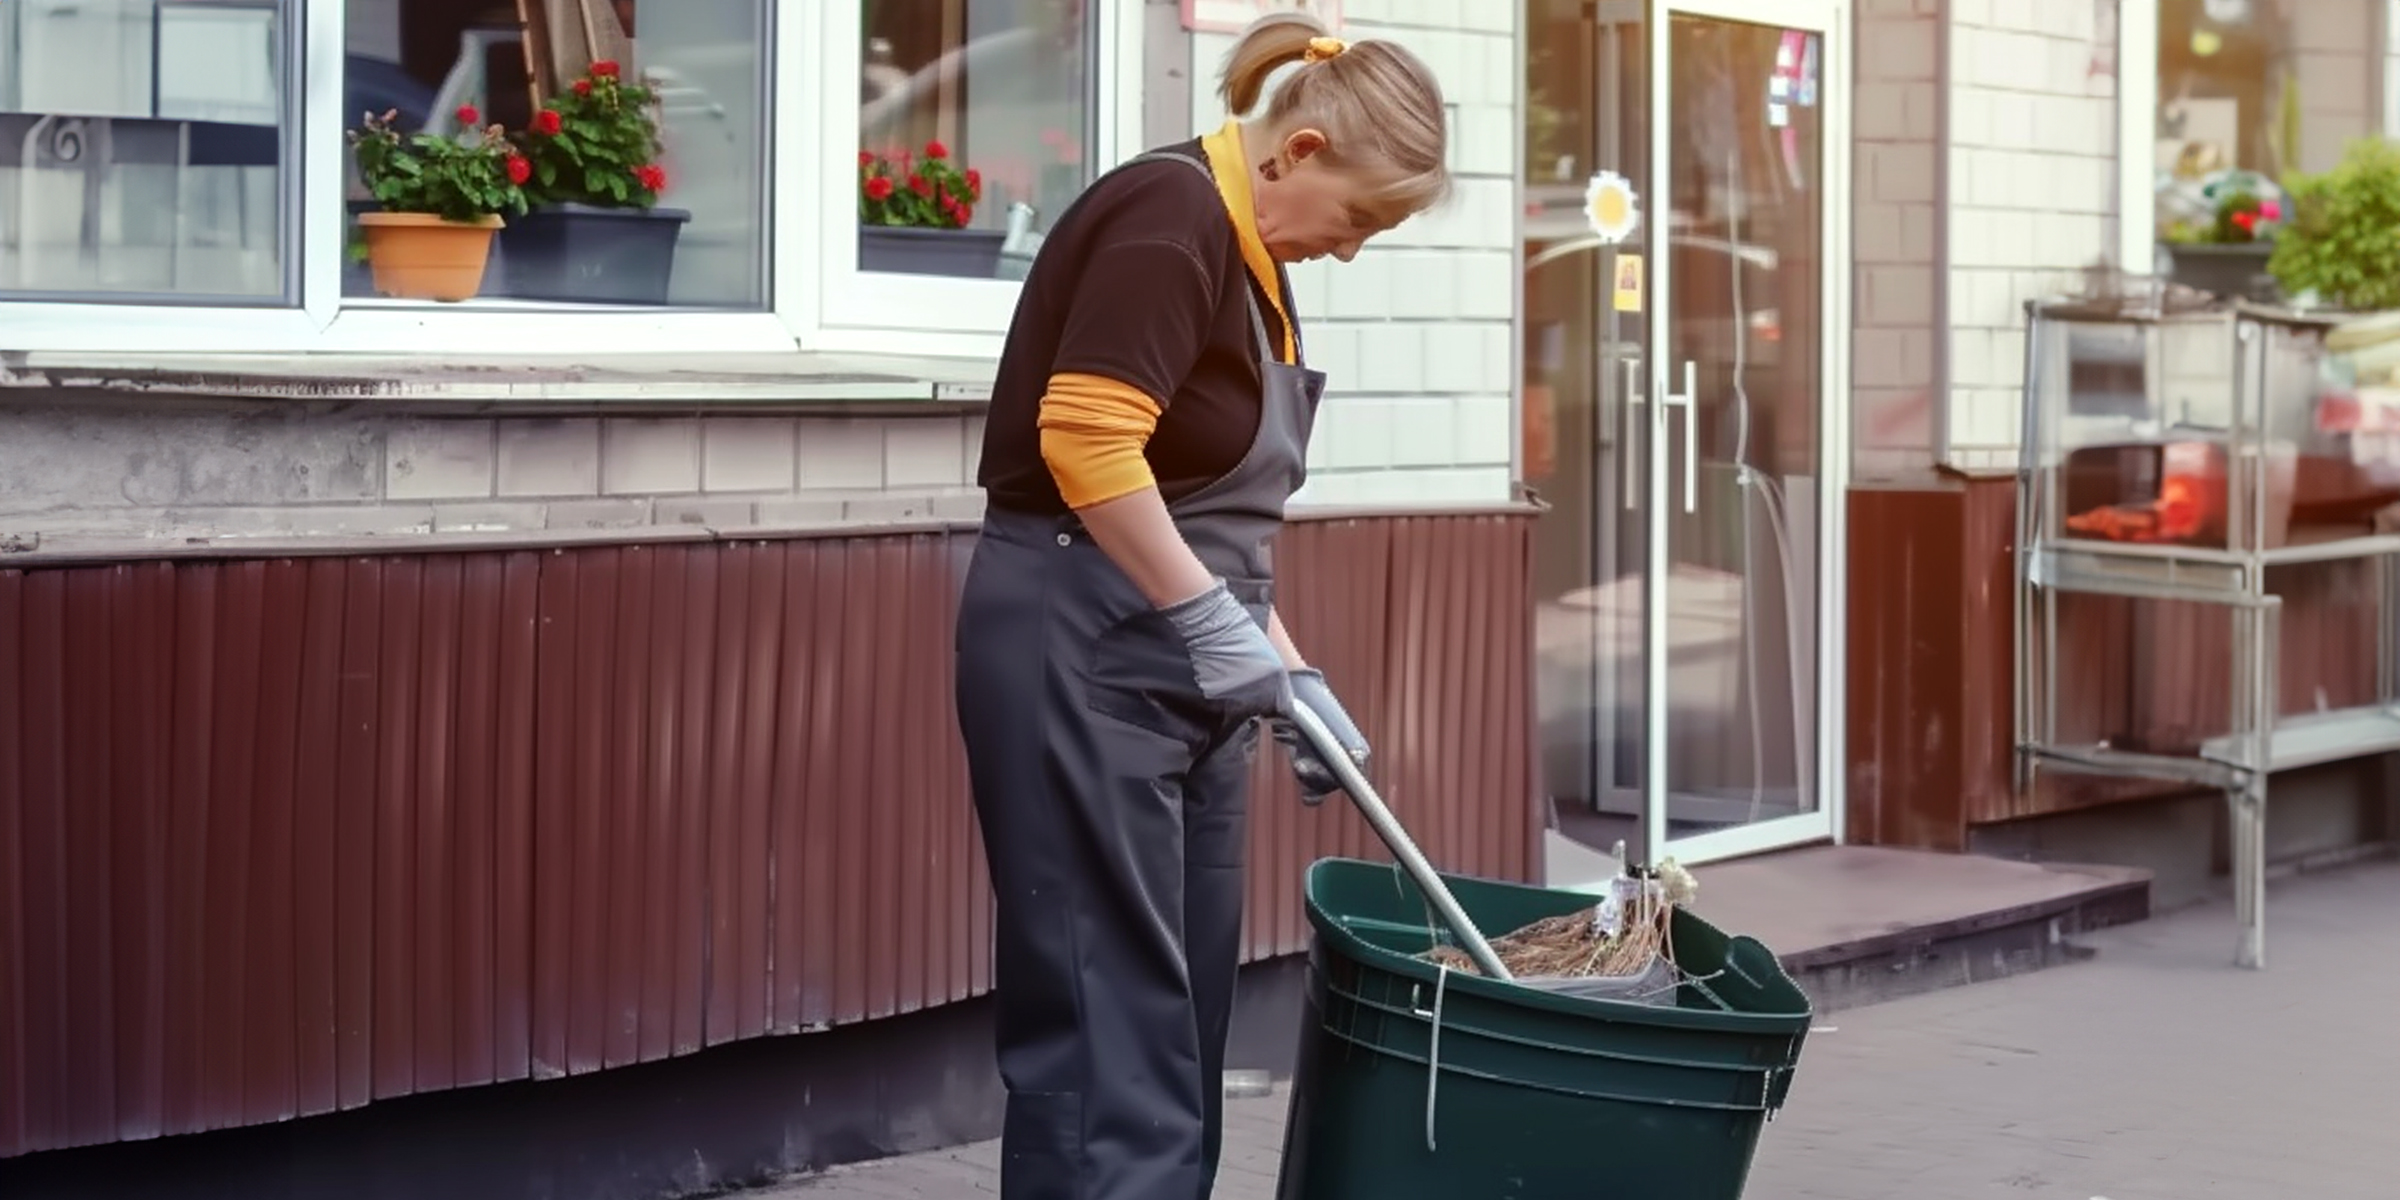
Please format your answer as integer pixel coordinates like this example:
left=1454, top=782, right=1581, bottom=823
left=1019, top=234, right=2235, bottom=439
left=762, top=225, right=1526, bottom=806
left=2027, top=704, right=2400, bottom=787
left=2201, top=705, right=2400, bottom=774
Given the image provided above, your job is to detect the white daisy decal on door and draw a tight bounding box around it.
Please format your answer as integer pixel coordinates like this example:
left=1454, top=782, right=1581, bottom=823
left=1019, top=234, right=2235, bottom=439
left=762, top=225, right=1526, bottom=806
left=1582, top=170, right=1641, bottom=244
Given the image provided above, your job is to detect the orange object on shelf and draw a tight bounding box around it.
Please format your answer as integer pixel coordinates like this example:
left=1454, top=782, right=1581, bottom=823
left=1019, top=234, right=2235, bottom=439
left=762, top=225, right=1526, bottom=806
left=2063, top=443, right=2216, bottom=545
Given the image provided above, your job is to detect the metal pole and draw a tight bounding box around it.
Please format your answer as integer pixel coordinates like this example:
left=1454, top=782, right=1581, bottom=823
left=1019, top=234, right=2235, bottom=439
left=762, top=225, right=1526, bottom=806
left=1284, top=704, right=1514, bottom=982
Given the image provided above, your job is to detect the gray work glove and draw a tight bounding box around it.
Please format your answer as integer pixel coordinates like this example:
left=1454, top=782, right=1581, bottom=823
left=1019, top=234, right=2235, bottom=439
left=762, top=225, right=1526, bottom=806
left=1274, top=668, right=1371, bottom=805
left=1160, top=579, right=1294, bottom=719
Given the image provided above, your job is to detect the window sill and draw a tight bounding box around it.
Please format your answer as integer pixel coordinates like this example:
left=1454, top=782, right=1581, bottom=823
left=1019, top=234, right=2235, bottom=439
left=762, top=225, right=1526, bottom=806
left=0, top=346, right=999, bottom=415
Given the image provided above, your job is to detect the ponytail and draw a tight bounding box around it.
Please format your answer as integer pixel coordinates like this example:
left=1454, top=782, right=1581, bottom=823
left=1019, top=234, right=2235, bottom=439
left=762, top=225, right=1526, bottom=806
left=1216, top=11, right=1331, bottom=116
left=1212, top=12, right=1453, bottom=216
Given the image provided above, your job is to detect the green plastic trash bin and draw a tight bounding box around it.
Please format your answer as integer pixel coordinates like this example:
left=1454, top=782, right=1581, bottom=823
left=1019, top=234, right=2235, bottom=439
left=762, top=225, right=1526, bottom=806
left=1273, top=857, right=1813, bottom=1200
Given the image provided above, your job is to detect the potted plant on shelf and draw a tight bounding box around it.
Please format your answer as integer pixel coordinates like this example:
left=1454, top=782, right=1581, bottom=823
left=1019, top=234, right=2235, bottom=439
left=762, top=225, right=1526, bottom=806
left=347, top=106, right=530, bottom=302
left=498, top=59, right=691, bottom=305
left=858, top=140, right=999, bottom=277
left=2265, top=137, right=2400, bottom=313
left=2159, top=168, right=2287, bottom=302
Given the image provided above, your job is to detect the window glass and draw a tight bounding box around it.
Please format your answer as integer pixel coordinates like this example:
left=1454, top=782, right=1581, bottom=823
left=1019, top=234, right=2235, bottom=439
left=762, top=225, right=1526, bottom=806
left=2155, top=0, right=2379, bottom=239
left=0, top=0, right=293, bottom=301
left=857, top=0, right=1096, bottom=280
left=340, top=0, right=768, bottom=308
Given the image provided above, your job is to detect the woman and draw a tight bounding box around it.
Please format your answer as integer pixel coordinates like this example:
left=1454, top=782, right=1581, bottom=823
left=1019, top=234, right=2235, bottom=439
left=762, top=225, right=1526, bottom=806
left=954, top=12, right=1451, bottom=1200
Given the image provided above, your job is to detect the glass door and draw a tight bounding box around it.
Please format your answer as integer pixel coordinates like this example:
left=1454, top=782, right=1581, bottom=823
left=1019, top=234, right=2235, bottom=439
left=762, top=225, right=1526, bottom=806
left=1642, top=0, right=1846, bottom=864
left=1524, top=0, right=1653, bottom=871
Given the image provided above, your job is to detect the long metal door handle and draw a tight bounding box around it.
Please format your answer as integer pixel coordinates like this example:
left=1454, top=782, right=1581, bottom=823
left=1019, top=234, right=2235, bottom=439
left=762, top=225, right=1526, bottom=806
left=1621, top=357, right=1642, bottom=511
left=1663, top=360, right=1697, bottom=513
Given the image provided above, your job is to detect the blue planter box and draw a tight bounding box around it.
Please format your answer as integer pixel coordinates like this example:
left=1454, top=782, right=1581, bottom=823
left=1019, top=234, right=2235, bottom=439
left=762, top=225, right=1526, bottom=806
left=494, top=203, right=691, bottom=306
left=857, top=225, right=1006, bottom=279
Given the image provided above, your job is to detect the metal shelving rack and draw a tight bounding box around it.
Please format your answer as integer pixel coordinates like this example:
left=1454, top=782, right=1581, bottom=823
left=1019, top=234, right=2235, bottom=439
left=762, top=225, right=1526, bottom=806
left=2014, top=296, right=2400, bottom=970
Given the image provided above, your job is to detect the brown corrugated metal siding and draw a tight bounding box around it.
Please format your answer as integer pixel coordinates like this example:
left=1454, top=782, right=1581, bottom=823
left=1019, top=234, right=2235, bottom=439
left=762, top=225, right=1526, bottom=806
left=0, top=510, right=1536, bottom=1158
left=1848, top=476, right=2383, bottom=849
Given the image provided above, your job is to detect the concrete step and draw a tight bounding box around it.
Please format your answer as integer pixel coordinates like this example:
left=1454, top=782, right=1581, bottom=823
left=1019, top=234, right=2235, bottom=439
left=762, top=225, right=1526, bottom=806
left=1543, top=834, right=2154, bottom=1013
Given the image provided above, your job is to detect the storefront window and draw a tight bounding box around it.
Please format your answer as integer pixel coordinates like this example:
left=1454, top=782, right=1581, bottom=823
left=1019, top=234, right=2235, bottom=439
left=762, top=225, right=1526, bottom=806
left=857, top=0, right=1094, bottom=280
left=2155, top=0, right=2380, bottom=239
left=340, top=0, right=769, bottom=308
left=0, top=0, right=295, bottom=301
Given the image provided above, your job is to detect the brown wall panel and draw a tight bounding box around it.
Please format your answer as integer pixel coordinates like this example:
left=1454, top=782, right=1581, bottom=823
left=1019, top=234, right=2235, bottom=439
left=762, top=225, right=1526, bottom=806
left=1844, top=484, right=1972, bottom=851
left=0, top=510, right=1534, bottom=1158
left=1850, top=477, right=2386, bottom=845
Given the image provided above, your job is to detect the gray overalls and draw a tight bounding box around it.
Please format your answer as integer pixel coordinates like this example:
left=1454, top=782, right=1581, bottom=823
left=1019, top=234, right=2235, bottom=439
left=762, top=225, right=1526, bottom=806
left=953, top=148, right=1326, bottom=1200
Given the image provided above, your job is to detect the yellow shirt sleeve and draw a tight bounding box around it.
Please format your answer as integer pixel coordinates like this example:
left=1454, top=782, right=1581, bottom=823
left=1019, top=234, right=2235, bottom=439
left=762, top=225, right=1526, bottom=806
left=1037, top=372, right=1165, bottom=510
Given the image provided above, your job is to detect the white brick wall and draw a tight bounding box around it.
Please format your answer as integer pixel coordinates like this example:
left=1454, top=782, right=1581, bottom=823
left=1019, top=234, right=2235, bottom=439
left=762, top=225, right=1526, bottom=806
left=1942, top=0, right=2120, bottom=470
left=0, top=410, right=988, bottom=550
left=1853, top=0, right=1944, bottom=482
left=1188, top=0, right=1520, bottom=510
left=2289, top=0, right=2382, bottom=175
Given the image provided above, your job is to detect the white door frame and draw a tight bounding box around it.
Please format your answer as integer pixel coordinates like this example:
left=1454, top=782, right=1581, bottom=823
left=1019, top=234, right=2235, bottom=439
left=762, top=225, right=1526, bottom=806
left=1641, top=0, right=1852, bottom=867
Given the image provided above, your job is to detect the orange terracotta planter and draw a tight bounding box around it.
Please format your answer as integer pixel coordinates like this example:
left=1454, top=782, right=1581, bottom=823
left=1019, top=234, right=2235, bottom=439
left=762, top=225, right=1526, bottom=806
left=357, top=212, right=505, bottom=302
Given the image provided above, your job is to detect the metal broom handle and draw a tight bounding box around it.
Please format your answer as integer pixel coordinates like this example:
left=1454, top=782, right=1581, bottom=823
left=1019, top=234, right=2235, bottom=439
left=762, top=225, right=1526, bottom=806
left=1283, top=702, right=1515, bottom=982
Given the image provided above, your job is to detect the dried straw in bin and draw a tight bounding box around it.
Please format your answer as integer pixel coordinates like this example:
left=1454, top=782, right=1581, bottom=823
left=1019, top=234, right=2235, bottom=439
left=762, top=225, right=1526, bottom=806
left=1421, top=889, right=1672, bottom=981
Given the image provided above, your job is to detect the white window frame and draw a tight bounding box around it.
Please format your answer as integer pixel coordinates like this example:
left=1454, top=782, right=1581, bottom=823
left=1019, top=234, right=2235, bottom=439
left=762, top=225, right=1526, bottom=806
left=2117, top=0, right=2158, bottom=273
left=5, top=0, right=1141, bottom=359
left=783, top=0, right=1147, bottom=360
left=4, top=0, right=1008, bottom=355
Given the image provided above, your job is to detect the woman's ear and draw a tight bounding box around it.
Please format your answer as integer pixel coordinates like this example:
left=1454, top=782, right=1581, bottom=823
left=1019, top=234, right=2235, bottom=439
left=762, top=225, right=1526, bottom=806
left=1280, top=127, right=1331, bottom=165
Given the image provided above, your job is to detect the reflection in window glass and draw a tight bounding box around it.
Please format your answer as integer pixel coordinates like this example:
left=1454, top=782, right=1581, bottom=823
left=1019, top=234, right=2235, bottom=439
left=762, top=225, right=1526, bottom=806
left=2154, top=0, right=2377, bottom=236
left=340, top=0, right=768, bottom=308
left=858, top=0, right=1095, bottom=279
left=0, top=0, right=291, bottom=301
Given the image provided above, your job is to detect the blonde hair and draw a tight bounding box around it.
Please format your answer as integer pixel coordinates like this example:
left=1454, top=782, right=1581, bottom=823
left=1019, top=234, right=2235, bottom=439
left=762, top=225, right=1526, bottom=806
left=1216, top=12, right=1452, bottom=216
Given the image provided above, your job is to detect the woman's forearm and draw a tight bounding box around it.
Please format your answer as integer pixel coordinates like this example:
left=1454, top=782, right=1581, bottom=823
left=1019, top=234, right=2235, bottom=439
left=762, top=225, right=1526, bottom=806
left=1075, top=488, right=1219, bottom=608
left=1265, top=607, right=1308, bottom=669
left=1077, top=491, right=1309, bottom=671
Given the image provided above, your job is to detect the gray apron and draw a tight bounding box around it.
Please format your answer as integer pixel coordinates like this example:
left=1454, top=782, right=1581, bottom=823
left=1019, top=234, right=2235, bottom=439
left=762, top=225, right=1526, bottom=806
left=953, top=148, right=1325, bottom=1200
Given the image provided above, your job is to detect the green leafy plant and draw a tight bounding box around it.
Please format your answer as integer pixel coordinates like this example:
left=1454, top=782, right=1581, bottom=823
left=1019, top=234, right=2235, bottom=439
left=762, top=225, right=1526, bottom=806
left=347, top=106, right=530, bottom=223
left=515, top=60, right=670, bottom=208
left=859, top=140, right=984, bottom=229
left=2268, top=137, right=2400, bottom=311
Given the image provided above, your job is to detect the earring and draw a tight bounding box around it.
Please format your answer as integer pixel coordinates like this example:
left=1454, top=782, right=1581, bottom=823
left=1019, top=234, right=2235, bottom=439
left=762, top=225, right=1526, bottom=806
left=1259, top=158, right=1280, bottom=181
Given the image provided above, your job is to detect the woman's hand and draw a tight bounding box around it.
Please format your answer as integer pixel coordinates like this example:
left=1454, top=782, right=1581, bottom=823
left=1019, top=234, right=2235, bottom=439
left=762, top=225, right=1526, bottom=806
left=1159, top=582, right=1293, bottom=717
left=1077, top=486, right=1289, bottom=718
left=1261, top=613, right=1370, bottom=803
left=1275, top=669, right=1371, bottom=805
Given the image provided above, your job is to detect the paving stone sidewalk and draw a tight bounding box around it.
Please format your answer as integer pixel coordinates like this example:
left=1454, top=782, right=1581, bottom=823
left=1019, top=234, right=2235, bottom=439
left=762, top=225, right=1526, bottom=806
left=752, top=860, right=2400, bottom=1200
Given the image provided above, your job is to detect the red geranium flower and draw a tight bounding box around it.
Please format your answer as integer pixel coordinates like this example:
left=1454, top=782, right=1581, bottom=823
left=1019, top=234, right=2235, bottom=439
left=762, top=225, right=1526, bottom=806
left=505, top=154, right=532, bottom=185
left=864, top=175, right=894, bottom=201
left=591, top=59, right=620, bottom=78
left=531, top=109, right=563, bottom=137
left=924, top=139, right=949, bottom=160
left=858, top=150, right=875, bottom=167
left=964, top=167, right=982, bottom=193
left=573, top=79, right=592, bottom=96
left=909, top=173, right=933, bottom=198
left=456, top=104, right=480, bottom=126
left=634, top=163, right=668, bottom=193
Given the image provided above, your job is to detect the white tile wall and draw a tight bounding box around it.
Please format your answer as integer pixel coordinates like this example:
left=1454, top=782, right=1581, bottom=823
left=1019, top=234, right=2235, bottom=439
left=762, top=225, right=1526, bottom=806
left=701, top=417, right=799, bottom=493
left=600, top=418, right=701, bottom=496
left=1190, top=0, right=1521, bottom=510
left=1942, top=0, right=2121, bottom=465
left=1852, top=0, right=1945, bottom=477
